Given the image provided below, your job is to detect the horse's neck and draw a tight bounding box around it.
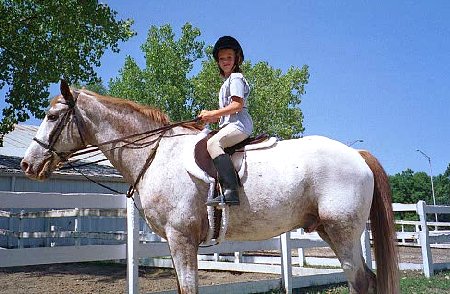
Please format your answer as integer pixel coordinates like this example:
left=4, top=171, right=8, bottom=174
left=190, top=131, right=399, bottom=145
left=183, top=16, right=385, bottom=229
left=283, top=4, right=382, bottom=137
left=78, top=95, right=167, bottom=184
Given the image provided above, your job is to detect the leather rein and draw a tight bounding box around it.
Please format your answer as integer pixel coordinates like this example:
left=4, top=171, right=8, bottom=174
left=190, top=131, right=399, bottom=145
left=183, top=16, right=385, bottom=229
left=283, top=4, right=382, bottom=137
left=33, top=92, right=200, bottom=198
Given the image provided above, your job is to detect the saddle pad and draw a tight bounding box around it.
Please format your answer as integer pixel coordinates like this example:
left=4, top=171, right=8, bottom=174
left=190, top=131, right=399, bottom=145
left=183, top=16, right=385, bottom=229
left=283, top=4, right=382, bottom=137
left=194, top=133, right=271, bottom=179
left=184, top=129, right=277, bottom=184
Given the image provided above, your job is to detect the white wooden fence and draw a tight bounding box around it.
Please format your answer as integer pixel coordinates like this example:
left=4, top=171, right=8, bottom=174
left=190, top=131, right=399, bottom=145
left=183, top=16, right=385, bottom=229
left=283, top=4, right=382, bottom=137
left=1, top=191, right=449, bottom=293
left=393, top=201, right=450, bottom=277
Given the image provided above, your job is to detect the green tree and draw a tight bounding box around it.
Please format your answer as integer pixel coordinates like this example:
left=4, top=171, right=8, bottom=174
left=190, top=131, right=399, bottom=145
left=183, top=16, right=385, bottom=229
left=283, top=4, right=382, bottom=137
left=389, top=169, right=430, bottom=221
left=0, top=0, right=135, bottom=143
left=111, top=23, right=309, bottom=139
left=435, top=164, right=450, bottom=206
left=389, top=166, right=450, bottom=221
left=73, top=81, right=108, bottom=96
left=110, top=56, right=146, bottom=100
left=190, top=46, right=226, bottom=122
left=192, top=56, right=308, bottom=139
left=390, top=169, right=431, bottom=204
left=109, top=23, right=204, bottom=121
left=245, top=62, right=308, bottom=139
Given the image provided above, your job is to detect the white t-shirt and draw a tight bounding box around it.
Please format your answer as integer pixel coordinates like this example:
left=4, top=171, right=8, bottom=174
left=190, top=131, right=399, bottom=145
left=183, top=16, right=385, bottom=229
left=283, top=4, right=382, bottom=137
left=218, top=73, right=253, bottom=135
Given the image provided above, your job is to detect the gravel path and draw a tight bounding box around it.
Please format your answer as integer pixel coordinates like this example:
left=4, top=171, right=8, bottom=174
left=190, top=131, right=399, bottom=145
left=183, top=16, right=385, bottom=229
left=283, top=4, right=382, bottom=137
left=0, top=246, right=448, bottom=293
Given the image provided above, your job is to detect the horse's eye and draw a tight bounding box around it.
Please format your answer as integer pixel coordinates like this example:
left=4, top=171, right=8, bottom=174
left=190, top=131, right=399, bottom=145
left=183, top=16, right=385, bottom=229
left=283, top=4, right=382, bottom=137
left=47, top=113, right=59, bottom=121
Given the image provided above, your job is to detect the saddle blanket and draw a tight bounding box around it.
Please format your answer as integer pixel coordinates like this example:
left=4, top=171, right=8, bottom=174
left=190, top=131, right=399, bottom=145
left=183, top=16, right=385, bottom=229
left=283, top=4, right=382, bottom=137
left=183, top=129, right=277, bottom=183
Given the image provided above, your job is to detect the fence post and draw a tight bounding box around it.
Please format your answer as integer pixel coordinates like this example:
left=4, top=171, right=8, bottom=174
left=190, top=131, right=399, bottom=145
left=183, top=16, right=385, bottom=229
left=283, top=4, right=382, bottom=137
left=401, top=224, right=406, bottom=245
left=74, top=208, right=81, bottom=246
left=127, top=197, right=139, bottom=294
left=297, top=228, right=305, bottom=267
left=361, top=225, right=372, bottom=270
left=18, top=210, right=24, bottom=248
left=417, top=200, right=433, bottom=277
left=50, top=225, right=56, bottom=247
left=7, top=177, right=16, bottom=248
left=7, top=211, right=14, bottom=248
left=234, top=251, right=242, bottom=263
left=415, top=224, right=421, bottom=246
left=280, top=232, right=292, bottom=294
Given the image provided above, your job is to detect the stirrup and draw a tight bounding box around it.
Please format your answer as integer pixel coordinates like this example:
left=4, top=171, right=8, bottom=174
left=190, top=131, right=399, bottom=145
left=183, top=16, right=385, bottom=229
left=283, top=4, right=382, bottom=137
left=205, top=195, right=227, bottom=207
left=206, top=191, right=240, bottom=207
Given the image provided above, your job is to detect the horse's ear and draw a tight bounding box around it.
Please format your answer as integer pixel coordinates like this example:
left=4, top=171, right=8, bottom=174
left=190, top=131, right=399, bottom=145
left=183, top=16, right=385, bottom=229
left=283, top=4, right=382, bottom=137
left=60, top=79, right=74, bottom=101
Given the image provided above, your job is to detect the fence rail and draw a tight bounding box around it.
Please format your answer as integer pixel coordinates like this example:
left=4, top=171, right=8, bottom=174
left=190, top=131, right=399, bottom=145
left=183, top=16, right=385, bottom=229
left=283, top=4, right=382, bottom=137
left=0, top=208, right=127, bottom=218
left=1, top=191, right=450, bottom=293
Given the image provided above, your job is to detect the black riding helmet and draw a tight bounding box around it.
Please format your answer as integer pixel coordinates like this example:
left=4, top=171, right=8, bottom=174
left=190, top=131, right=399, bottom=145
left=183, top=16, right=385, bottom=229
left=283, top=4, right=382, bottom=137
left=212, top=36, right=244, bottom=64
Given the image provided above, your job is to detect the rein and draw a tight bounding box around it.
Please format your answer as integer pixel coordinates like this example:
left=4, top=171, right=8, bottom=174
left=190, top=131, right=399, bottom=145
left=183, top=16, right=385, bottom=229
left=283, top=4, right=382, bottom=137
left=33, top=92, right=200, bottom=200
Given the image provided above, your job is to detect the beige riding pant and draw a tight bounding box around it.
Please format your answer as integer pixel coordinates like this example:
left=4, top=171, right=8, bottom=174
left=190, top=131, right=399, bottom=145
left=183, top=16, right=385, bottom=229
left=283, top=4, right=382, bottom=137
left=207, top=125, right=249, bottom=159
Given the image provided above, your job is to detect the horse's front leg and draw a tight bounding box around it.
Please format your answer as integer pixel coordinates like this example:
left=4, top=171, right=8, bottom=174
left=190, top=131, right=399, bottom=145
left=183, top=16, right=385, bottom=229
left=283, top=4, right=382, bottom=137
left=166, top=228, right=200, bottom=294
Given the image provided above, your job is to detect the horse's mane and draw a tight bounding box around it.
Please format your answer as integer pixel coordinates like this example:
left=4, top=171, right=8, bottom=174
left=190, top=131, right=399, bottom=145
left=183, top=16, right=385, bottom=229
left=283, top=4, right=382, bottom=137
left=83, top=90, right=172, bottom=125
left=51, top=89, right=203, bottom=130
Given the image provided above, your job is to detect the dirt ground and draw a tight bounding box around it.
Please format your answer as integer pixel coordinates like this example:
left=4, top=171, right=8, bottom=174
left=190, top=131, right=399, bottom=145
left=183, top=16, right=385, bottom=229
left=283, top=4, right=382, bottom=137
left=0, top=247, right=448, bottom=294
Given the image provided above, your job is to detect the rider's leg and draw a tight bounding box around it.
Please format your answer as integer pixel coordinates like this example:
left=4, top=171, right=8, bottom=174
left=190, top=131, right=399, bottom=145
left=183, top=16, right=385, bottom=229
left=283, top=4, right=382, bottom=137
left=206, top=125, right=248, bottom=206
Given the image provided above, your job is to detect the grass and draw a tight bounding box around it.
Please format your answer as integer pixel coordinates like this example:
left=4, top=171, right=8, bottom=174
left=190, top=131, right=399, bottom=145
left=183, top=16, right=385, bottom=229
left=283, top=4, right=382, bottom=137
left=262, top=269, right=450, bottom=294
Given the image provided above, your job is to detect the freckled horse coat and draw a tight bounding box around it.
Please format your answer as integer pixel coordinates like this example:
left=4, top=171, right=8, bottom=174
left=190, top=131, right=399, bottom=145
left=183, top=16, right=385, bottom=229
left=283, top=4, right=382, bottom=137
left=21, top=81, right=399, bottom=294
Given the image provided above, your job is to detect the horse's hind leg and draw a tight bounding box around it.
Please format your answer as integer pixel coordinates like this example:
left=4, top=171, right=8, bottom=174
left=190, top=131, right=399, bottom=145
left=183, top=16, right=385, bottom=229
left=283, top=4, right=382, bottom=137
left=166, top=228, right=200, bottom=294
left=318, top=222, right=376, bottom=294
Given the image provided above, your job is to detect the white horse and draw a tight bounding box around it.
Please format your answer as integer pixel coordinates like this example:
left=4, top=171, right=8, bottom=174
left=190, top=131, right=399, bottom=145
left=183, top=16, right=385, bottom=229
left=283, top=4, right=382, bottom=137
left=21, top=81, right=399, bottom=293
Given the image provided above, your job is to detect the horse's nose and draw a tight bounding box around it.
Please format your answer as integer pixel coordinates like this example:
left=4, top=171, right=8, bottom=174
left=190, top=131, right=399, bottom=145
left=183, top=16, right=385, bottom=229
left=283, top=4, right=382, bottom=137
left=20, top=159, right=32, bottom=174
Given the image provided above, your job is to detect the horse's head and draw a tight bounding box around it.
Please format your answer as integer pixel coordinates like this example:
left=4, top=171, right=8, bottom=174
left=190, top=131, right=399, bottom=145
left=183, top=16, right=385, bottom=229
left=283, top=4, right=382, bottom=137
left=21, top=80, right=87, bottom=180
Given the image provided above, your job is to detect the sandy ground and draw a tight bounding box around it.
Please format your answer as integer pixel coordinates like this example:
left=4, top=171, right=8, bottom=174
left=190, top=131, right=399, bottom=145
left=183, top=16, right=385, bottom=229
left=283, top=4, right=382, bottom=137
left=0, top=246, right=448, bottom=294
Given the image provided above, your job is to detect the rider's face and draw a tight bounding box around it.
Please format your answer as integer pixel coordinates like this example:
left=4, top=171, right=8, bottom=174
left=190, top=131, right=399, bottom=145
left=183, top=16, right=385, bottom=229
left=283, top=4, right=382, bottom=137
left=218, top=49, right=236, bottom=77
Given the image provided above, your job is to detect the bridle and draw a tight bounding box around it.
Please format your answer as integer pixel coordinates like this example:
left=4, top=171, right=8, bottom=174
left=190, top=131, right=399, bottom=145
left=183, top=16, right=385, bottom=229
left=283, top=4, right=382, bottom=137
left=33, top=91, right=87, bottom=162
left=32, top=90, right=200, bottom=198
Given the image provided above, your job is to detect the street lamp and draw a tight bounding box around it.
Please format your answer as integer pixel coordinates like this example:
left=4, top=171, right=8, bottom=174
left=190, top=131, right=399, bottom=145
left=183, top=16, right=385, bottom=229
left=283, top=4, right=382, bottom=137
left=348, top=139, right=364, bottom=147
left=416, top=149, right=438, bottom=225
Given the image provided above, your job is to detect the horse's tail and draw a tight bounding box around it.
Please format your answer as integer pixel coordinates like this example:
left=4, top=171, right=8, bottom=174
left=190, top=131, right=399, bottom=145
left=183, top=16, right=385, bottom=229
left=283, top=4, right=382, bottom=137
left=359, top=150, right=400, bottom=294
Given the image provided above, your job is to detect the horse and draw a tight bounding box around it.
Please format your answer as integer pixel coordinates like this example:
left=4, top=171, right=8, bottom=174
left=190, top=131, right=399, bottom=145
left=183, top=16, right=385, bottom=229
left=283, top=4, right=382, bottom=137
left=21, top=80, right=399, bottom=293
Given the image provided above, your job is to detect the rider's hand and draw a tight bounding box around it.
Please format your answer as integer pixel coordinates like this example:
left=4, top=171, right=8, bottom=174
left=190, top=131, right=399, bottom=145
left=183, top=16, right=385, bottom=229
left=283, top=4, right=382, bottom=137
left=199, top=110, right=219, bottom=123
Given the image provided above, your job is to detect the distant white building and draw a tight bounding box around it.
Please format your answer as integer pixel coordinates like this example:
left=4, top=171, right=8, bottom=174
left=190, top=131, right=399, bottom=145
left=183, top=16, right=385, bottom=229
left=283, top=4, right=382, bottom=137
left=0, top=124, right=112, bottom=166
left=0, top=124, right=37, bottom=158
left=0, top=125, right=129, bottom=248
left=0, top=124, right=125, bottom=192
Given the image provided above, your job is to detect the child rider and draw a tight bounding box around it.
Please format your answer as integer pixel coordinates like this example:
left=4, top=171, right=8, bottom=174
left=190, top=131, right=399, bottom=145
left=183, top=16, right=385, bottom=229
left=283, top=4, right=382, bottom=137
left=199, top=36, right=253, bottom=206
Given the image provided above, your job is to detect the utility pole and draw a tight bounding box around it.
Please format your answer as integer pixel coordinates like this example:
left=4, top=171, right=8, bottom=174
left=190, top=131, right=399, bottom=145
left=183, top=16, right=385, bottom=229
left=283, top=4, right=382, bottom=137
left=348, top=139, right=364, bottom=147
left=416, top=149, right=438, bottom=227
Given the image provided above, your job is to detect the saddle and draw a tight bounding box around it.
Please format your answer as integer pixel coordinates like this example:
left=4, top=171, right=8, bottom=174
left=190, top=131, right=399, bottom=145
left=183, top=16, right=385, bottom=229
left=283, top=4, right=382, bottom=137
left=194, top=131, right=270, bottom=180
left=184, top=130, right=276, bottom=244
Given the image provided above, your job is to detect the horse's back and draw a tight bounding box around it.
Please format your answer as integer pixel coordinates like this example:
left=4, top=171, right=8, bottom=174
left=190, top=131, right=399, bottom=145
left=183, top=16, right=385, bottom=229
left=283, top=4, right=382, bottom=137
left=295, top=136, right=374, bottom=223
left=284, top=136, right=374, bottom=204
left=247, top=135, right=372, bottom=185
left=226, top=136, right=374, bottom=240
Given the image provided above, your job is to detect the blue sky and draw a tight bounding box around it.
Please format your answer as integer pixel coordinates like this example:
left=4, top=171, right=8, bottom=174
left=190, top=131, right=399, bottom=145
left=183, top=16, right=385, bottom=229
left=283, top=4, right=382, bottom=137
left=3, top=1, right=450, bottom=176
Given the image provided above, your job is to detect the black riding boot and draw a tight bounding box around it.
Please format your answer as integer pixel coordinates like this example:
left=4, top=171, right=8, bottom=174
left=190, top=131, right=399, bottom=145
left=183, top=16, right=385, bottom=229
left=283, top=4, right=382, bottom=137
left=206, top=154, right=240, bottom=206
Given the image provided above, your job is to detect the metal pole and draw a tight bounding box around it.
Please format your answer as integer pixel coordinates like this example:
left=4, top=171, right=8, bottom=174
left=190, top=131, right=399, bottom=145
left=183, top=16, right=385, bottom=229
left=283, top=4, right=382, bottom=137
left=416, top=149, right=438, bottom=227
left=348, top=139, right=364, bottom=147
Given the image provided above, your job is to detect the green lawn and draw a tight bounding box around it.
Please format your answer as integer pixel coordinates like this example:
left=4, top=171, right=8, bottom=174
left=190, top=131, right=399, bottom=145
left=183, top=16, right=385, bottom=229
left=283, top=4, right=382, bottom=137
left=263, top=270, right=450, bottom=294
